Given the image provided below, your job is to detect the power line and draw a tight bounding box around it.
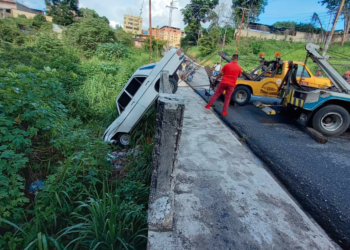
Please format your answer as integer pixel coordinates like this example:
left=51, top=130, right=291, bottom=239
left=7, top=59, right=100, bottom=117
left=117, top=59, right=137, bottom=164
left=140, top=0, right=145, bottom=17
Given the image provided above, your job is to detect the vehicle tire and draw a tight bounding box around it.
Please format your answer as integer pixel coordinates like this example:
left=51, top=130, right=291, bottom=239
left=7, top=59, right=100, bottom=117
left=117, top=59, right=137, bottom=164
left=232, top=86, right=252, bottom=106
left=312, top=105, right=350, bottom=137
left=169, top=77, right=178, bottom=94
left=116, top=133, right=131, bottom=147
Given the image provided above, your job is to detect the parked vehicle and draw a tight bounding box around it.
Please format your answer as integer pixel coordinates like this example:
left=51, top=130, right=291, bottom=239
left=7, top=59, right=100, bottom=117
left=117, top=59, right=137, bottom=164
left=103, top=49, right=184, bottom=146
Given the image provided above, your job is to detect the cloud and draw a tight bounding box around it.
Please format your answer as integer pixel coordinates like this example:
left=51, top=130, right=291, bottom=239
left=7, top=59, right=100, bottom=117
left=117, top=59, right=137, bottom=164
left=109, top=20, right=120, bottom=29
left=24, top=0, right=219, bottom=30
left=78, top=0, right=190, bottom=30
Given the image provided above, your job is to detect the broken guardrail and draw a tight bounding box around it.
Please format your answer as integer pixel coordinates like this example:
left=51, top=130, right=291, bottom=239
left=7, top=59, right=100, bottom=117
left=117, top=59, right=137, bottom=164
left=148, top=71, right=185, bottom=232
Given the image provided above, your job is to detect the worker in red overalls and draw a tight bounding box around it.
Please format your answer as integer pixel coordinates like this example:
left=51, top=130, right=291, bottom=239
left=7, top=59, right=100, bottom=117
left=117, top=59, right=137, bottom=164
left=205, top=54, right=242, bottom=116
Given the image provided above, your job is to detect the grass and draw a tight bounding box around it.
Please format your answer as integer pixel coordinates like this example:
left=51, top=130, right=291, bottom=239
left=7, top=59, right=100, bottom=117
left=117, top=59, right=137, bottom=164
left=187, top=38, right=350, bottom=76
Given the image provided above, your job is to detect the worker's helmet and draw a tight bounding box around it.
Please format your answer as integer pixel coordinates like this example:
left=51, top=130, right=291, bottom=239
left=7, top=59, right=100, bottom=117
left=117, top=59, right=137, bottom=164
left=345, top=71, right=350, bottom=76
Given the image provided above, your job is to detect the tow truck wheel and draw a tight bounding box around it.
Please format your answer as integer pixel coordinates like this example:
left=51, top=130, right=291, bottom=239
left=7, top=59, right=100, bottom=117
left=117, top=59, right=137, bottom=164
left=116, top=133, right=131, bottom=147
left=232, top=86, right=251, bottom=106
left=312, top=105, right=350, bottom=137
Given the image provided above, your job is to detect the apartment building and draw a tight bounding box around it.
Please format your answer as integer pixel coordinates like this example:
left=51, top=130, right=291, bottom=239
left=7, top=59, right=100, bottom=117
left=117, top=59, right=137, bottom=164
left=159, top=26, right=182, bottom=48
left=148, top=27, right=161, bottom=39
left=0, top=0, right=52, bottom=21
left=123, top=14, right=142, bottom=35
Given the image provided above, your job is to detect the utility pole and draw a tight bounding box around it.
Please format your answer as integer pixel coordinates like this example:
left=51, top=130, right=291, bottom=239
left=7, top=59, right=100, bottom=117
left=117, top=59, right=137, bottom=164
left=323, top=0, right=345, bottom=56
left=156, top=25, right=159, bottom=60
left=166, top=0, right=178, bottom=50
left=236, top=7, right=250, bottom=54
left=198, top=29, right=201, bottom=47
left=149, top=0, right=153, bottom=63
left=324, top=10, right=334, bottom=44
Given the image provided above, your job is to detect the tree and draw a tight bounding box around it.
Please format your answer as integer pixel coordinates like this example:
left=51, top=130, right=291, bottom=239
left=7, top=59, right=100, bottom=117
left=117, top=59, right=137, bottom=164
left=198, top=35, right=216, bottom=55
left=319, top=0, right=350, bottom=45
left=63, top=18, right=116, bottom=57
left=232, top=0, right=268, bottom=26
left=181, top=0, right=219, bottom=36
left=45, top=0, right=79, bottom=26
left=115, top=28, right=134, bottom=47
left=33, top=14, right=47, bottom=28
left=79, top=8, right=109, bottom=24
left=143, top=39, right=167, bottom=56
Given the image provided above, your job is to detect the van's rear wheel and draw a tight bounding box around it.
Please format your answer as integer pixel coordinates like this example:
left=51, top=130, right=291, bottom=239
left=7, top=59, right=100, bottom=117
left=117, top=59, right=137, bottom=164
left=155, top=77, right=178, bottom=94
left=312, top=105, right=350, bottom=137
left=116, top=133, right=131, bottom=147
left=169, top=77, right=178, bottom=94
left=232, top=86, right=251, bottom=106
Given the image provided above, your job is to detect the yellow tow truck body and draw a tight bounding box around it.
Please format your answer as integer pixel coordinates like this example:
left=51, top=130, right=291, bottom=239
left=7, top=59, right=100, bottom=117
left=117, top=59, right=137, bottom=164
left=237, top=61, right=332, bottom=98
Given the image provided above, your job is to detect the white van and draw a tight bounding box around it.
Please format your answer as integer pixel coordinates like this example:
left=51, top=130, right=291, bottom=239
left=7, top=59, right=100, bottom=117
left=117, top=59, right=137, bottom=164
left=103, top=49, right=184, bottom=146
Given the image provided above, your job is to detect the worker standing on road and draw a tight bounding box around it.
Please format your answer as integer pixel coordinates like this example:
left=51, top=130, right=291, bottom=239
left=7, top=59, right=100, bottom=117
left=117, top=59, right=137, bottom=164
left=205, top=54, right=242, bottom=116
left=212, top=61, right=222, bottom=76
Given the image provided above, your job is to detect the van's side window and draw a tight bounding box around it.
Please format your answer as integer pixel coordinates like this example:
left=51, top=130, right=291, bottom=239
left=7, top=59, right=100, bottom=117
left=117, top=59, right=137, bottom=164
left=126, top=77, right=146, bottom=96
left=118, top=76, right=147, bottom=113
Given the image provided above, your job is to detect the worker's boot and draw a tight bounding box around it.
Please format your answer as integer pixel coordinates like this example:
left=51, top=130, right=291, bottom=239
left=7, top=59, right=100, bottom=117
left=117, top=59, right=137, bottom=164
left=205, top=105, right=211, bottom=109
left=222, top=111, right=228, bottom=116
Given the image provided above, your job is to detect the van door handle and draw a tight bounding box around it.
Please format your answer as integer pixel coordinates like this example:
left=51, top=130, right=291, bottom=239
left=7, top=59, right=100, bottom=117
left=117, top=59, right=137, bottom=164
left=131, top=101, right=135, bottom=106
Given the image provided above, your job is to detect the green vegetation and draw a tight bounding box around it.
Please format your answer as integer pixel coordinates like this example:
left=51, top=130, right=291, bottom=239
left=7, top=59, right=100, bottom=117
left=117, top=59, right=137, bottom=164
left=232, top=0, right=268, bottom=25
left=186, top=37, right=350, bottom=75
left=181, top=0, right=219, bottom=46
left=45, top=0, right=79, bottom=26
left=0, top=11, right=154, bottom=250
left=273, top=21, right=324, bottom=34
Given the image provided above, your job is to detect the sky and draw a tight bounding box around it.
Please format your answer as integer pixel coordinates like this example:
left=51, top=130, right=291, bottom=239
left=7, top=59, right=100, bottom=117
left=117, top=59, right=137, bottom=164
left=22, top=0, right=344, bottom=31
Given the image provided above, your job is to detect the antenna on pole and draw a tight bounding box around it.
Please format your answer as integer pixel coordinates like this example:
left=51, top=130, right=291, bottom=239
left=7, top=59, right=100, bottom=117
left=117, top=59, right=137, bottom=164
left=166, top=0, right=178, bottom=49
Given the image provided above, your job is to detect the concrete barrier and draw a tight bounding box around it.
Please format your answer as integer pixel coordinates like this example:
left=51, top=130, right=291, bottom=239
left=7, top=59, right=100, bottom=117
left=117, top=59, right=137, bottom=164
left=147, top=72, right=185, bottom=233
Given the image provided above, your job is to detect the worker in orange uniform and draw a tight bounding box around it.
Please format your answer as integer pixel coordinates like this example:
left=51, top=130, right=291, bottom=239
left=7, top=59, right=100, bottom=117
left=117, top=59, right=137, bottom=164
left=205, top=54, right=242, bottom=116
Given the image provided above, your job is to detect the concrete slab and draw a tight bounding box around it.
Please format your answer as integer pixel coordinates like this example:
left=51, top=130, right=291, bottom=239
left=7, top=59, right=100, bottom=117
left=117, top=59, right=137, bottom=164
left=148, top=82, right=340, bottom=250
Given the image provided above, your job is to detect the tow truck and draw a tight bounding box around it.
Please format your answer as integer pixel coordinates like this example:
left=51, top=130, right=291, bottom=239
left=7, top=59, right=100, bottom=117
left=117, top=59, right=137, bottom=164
left=214, top=51, right=332, bottom=106
left=254, top=43, right=350, bottom=137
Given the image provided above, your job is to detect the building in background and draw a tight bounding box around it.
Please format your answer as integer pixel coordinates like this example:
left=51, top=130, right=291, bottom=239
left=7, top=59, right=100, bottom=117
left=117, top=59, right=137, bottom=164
left=159, top=26, right=182, bottom=48
left=0, top=0, right=52, bottom=21
left=149, top=27, right=160, bottom=40
left=123, top=14, right=142, bottom=35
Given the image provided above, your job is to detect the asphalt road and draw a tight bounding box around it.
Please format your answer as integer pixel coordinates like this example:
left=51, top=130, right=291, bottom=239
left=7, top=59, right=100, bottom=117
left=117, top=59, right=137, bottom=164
left=187, top=68, right=350, bottom=249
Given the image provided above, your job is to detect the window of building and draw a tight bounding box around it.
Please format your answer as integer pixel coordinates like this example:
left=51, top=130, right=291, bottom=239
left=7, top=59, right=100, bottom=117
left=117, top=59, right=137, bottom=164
left=126, top=26, right=133, bottom=29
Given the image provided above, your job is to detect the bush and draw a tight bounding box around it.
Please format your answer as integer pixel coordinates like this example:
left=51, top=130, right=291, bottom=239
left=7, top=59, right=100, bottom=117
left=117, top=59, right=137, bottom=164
left=96, top=43, right=129, bottom=60
left=198, top=36, right=216, bottom=56
left=64, top=18, right=117, bottom=58
left=249, top=40, right=264, bottom=55
left=33, top=14, right=46, bottom=28
left=34, top=33, right=62, bottom=53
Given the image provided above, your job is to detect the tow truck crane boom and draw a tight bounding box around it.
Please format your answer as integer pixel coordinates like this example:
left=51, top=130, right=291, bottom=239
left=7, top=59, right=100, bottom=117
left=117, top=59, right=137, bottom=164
left=305, top=43, right=350, bottom=94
